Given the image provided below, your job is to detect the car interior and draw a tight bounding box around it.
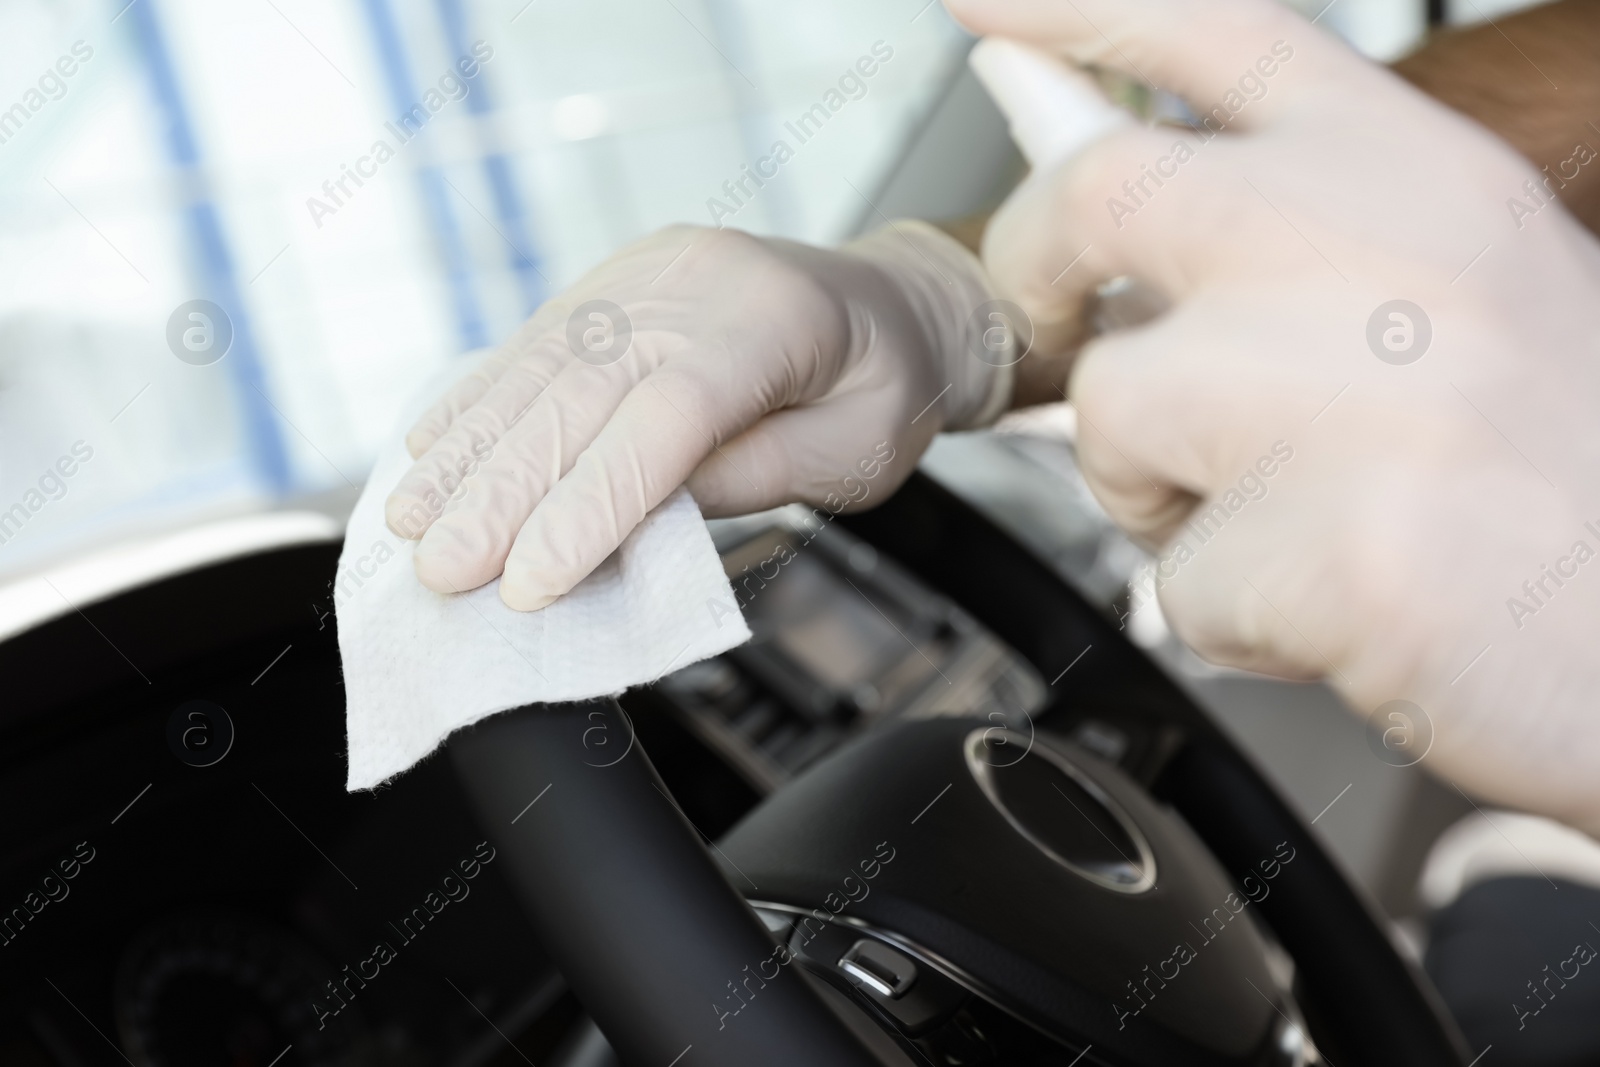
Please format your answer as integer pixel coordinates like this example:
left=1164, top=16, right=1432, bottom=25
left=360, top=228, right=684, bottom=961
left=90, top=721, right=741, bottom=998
left=2, top=467, right=1473, bottom=1067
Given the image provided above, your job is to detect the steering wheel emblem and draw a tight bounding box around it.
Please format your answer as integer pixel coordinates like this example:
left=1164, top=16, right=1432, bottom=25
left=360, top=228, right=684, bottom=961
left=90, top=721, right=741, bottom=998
left=964, top=728, right=1157, bottom=894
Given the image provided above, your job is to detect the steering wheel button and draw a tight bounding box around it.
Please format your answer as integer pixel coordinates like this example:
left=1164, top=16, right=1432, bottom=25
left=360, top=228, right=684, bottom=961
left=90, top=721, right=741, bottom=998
left=838, top=938, right=918, bottom=999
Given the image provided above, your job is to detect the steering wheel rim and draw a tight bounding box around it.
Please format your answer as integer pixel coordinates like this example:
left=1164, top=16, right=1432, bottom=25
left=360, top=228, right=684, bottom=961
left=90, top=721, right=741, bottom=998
left=0, top=470, right=1470, bottom=1064
left=836, top=472, right=1471, bottom=1065
left=451, top=699, right=901, bottom=1067
left=451, top=472, right=1470, bottom=1067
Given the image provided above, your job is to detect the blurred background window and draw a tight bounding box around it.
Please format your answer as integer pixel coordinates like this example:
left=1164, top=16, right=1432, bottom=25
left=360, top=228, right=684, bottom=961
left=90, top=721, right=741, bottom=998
left=0, top=0, right=1548, bottom=577
left=0, top=0, right=966, bottom=573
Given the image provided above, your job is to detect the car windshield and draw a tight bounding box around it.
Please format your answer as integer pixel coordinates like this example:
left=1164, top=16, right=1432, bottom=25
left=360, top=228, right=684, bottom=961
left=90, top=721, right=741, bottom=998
left=0, top=0, right=966, bottom=575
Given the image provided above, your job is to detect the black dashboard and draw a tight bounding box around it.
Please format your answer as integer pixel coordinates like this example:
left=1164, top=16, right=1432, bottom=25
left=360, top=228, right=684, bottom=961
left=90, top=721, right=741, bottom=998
left=0, top=473, right=1466, bottom=1066
left=0, top=487, right=1063, bottom=1067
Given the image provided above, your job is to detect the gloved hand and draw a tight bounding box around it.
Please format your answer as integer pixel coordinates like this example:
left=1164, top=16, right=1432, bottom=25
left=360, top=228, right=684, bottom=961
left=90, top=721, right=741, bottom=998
left=384, top=222, right=1011, bottom=610
left=950, top=0, right=1600, bottom=833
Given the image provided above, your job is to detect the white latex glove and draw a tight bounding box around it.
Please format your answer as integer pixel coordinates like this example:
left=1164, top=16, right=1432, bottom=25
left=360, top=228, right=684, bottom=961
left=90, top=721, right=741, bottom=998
left=951, top=0, right=1600, bottom=833
left=384, top=223, right=1011, bottom=610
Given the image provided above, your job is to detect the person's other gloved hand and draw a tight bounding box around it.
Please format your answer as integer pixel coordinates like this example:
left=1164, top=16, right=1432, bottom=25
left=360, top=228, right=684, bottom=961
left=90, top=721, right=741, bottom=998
left=384, top=223, right=1010, bottom=610
left=951, top=0, right=1600, bottom=833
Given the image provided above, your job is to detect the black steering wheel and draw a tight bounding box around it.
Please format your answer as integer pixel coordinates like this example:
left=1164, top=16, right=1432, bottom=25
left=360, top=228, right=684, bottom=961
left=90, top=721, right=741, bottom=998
left=448, top=473, right=1472, bottom=1067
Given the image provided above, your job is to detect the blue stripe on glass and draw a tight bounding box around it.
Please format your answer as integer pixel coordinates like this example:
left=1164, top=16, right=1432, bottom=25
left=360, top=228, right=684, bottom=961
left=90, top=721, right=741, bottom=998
left=127, top=0, right=293, bottom=493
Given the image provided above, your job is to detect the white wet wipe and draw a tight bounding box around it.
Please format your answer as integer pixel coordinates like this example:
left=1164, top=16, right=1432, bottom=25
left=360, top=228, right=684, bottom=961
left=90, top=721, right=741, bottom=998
left=338, top=369, right=750, bottom=791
